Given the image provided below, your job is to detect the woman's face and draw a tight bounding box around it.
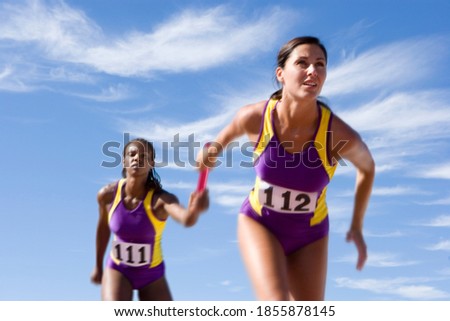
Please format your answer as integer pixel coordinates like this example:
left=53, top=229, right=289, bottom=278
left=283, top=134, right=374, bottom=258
left=276, top=43, right=327, bottom=101
left=123, top=142, right=153, bottom=177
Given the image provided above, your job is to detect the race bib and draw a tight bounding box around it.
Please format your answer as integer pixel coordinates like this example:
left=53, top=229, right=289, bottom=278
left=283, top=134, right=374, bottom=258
left=111, top=240, right=151, bottom=267
left=257, top=179, right=318, bottom=214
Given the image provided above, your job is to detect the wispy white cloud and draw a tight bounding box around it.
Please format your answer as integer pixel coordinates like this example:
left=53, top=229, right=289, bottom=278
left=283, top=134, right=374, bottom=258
left=209, top=182, right=252, bottom=195
left=157, top=163, right=196, bottom=172
left=157, top=181, right=193, bottom=190
left=413, top=215, right=450, bottom=227
left=335, top=277, right=450, bottom=300
left=334, top=252, right=419, bottom=268
left=326, top=199, right=354, bottom=221
left=337, top=90, right=450, bottom=137
left=365, top=230, right=405, bottom=238
left=330, top=219, right=406, bottom=237
left=162, top=180, right=251, bottom=209
left=438, top=268, right=450, bottom=276
left=219, top=280, right=246, bottom=293
left=119, top=107, right=236, bottom=144
left=0, top=60, right=94, bottom=93
left=0, top=66, right=11, bottom=79
left=159, top=180, right=251, bottom=208
left=415, top=162, right=450, bottom=180
left=207, top=181, right=252, bottom=208
left=0, top=65, right=34, bottom=92
left=335, top=90, right=450, bottom=177
left=325, top=37, right=447, bottom=96
left=0, top=1, right=293, bottom=77
left=91, top=104, right=156, bottom=115
left=424, top=240, right=450, bottom=251
left=337, top=185, right=427, bottom=197
left=374, top=163, right=402, bottom=174
left=331, top=19, right=378, bottom=54
left=117, top=83, right=270, bottom=144
left=48, top=66, right=95, bottom=83
left=325, top=39, right=449, bottom=180
left=418, top=196, right=450, bottom=206
left=215, top=195, right=247, bottom=208
left=84, top=6, right=292, bottom=76
left=72, top=84, right=131, bottom=102
left=372, top=186, right=428, bottom=197
left=0, top=0, right=101, bottom=57
left=207, top=280, right=246, bottom=293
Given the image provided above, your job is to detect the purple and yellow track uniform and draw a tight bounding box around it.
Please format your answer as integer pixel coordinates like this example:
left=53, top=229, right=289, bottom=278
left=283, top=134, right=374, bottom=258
left=107, top=179, right=166, bottom=289
left=240, top=99, right=337, bottom=255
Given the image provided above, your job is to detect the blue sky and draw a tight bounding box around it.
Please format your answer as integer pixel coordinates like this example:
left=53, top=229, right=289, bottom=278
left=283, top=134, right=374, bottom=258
left=1, top=0, right=449, bottom=301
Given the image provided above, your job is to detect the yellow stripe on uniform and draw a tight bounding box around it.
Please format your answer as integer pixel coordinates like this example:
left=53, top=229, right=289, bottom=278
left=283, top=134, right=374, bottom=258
left=311, top=104, right=337, bottom=226
left=108, top=178, right=126, bottom=223
left=144, top=190, right=166, bottom=268
left=311, top=186, right=329, bottom=226
left=108, top=179, right=125, bottom=265
left=314, top=105, right=337, bottom=180
left=248, top=100, right=278, bottom=216
left=248, top=176, right=263, bottom=216
left=253, top=99, right=277, bottom=160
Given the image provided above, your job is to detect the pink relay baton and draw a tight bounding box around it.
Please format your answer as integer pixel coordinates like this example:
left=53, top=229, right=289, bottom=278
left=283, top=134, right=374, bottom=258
left=196, top=143, right=211, bottom=192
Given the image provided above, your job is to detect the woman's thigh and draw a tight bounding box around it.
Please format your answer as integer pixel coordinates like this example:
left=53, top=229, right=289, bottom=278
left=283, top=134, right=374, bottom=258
left=102, top=267, right=133, bottom=301
left=287, top=236, right=329, bottom=301
left=237, top=214, right=289, bottom=300
left=138, top=276, right=173, bottom=301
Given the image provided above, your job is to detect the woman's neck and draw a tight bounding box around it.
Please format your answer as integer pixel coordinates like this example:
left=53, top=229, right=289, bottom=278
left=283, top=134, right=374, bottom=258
left=277, top=97, right=318, bottom=126
left=124, top=176, right=147, bottom=199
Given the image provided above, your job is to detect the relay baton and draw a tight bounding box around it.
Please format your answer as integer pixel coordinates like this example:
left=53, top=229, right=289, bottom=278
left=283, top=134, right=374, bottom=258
left=196, top=143, right=211, bottom=192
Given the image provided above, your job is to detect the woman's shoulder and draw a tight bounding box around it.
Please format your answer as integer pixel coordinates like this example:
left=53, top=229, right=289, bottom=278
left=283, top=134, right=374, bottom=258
left=97, top=181, right=119, bottom=205
left=152, top=189, right=179, bottom=205
left=329, top=113, right=367, bottom=160
left=239, top=100, right=267, bottom=116
left=237, top=100, right=268, bottom=132
left=330, top=113, right=361, bottom=140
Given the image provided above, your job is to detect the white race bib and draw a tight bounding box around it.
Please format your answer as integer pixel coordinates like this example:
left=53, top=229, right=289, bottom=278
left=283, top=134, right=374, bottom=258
left=257, top=179, right=318, bottom=214
left=111, top=240, right=151, bottom=267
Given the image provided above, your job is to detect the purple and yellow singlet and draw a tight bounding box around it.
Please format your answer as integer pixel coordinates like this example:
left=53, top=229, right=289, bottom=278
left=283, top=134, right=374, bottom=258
left=107, top=179, right=167, bottom=289
left=240, top=99, right=338, bottom=255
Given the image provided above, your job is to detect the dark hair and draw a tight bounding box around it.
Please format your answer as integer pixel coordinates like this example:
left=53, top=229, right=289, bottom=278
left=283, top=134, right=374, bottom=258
left=122, top=138, right=162, bottom=191
left=271, top=36, right=328, bottom=100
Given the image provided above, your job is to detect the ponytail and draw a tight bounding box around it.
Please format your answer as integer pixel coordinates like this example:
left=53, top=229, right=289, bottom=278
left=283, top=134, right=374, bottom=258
left=270, top=88, right=283, bottom=100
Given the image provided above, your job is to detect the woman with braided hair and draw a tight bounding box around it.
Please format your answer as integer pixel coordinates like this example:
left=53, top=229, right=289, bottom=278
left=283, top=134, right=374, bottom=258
left=91, top=138, right=208, bottom=300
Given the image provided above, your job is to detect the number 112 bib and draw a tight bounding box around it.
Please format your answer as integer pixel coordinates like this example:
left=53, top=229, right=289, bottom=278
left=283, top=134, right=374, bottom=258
left=257, top=178, right=318, bottom=214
